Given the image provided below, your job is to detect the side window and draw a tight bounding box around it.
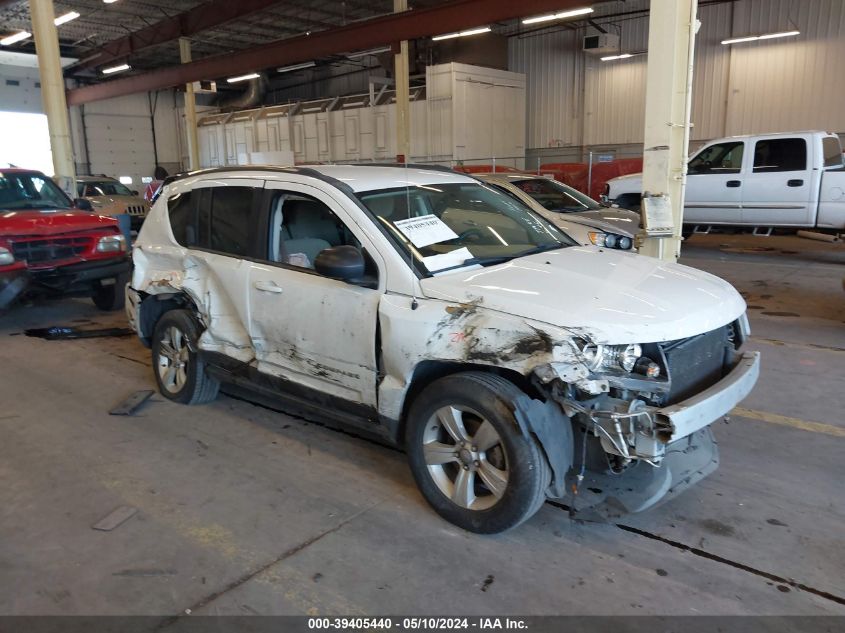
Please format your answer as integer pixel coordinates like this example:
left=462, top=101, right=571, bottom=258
left=753, top=138, right=807, bottom=173
left=688, top=142, right=744, bottom=174
left=822, top=136, right=844, bottom=168
left=167, top=191, right=194, bottom=246
left=267, top=192, right=378, bottom=285
left=208, top=186, right=255, bottom=256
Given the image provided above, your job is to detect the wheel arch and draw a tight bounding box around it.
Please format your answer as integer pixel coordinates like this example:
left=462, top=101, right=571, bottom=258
left=136, top=291, right=201, bottom=347
left=394, top=360, right=541, bottom=446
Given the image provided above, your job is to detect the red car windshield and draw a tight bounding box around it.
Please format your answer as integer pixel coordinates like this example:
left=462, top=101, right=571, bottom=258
left=0, top=172, right=73, bottom=211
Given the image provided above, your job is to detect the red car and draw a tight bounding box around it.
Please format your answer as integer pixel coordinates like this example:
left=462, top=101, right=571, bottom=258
left=0, top=168, right=132, bottom=311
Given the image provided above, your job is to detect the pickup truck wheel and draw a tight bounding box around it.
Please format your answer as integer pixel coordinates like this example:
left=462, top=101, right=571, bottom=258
left=406, top=372, right=551, bottom=533
left=152, top=310, right=219, bottom=405
left=91, top=272, right=129, bottom=311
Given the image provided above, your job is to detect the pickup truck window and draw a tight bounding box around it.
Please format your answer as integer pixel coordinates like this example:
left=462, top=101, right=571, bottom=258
left=753, top=138, right=807, bottom=173
left=822, top=136, right=844, bottom=168
left=688, top=141, right=744, bottom=174
left=0, top=172, right=73, bottom=210
left=357, top=182, right=572, bottom=275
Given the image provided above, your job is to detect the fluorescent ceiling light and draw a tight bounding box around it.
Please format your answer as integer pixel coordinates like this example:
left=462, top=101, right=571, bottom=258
left=346, top=46, right=391, bottom=59
left=103, top=0, right=119, bottom=4
left=432, top=26, right=491, bottom=41
left=54, top=11, right=80, bottom=26
left=600, top=53, right=633, bottom=61
left=102, top=63, right=130, bottom=74
left=0, top=31, right=31, bottom=46
left=722, top=30, right=799, bottom=45
left=277, top=61, right=315, bottom=73
left=227, top=72, right=260, bottom=83
left=523, top=7, right=593, bottom=25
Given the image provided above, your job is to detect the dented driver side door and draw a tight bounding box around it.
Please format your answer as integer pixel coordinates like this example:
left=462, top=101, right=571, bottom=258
left=246, top=180, right=383, bottom=409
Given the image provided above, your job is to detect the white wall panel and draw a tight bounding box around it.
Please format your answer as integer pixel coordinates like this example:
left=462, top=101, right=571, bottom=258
left=510, top=0, right=845, bottom=150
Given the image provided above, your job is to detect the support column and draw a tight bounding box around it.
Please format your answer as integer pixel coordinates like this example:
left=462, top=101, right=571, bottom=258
left=638, top=0, right=698, bottom=262
left=393, top=0, right=410, bottom=163
left=180, top=38, right=200, bottom=170
left=29, top=0, right=74, bottom=190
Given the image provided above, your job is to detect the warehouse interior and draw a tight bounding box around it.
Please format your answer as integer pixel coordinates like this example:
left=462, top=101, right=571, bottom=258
left=0, top=0, right=843, bottom=625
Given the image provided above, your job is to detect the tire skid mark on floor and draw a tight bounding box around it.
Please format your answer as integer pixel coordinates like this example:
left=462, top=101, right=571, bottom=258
left=545, top=501, right=845, bottom=608
left=731, top=407, right=845, bottom=438
left=157, top=500, right=382, bottom=627
left=750, top=336, right=845, bottom=354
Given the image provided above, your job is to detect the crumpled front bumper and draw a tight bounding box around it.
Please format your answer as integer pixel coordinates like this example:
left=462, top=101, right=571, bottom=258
left=656, top=351, right=760, bottom=442
left=561, top=351, right=760, bottom=520
left=567, top=427, right=720, bottom=521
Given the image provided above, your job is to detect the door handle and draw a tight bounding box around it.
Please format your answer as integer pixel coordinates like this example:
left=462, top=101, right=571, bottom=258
left=726, top=180, right=741, bottom=188
left=787, top=179, right=804, bottom=187
left=253, top=280, right=283, bottom=294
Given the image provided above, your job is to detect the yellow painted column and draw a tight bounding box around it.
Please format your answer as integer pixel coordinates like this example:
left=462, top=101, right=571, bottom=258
left=180, top=37, right=200, bottom=170
left=638, top=0, right=698, bottom=261
left=29, top=0, right=75, bottom=190
left=393, top=0, right=411, bottom=163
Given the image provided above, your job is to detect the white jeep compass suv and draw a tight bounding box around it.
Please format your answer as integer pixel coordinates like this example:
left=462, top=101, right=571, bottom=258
left=127, top=164, right=759, bottom=533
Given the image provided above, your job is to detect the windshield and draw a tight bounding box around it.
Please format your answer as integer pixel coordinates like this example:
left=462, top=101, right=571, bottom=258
left=357, top=182, right=574, bottom=275
left=511, top=178, right=602, bottom=212
left=0, top=172, right=73, bottom=211
left=78, top=180, right=134, bottom=196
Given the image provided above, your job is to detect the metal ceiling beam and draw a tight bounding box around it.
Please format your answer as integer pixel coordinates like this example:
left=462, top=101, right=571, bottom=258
left=74, top=0, right=289, bottom=71
left=68, top=0, right=588, bottom=105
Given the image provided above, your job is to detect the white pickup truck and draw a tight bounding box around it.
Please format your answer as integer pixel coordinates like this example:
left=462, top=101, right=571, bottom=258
left=604, top=131, right=845, bottom=230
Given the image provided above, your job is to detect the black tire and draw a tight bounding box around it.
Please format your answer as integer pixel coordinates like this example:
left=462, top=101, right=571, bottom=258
left=405, top=372, right=551, bottom=533
left=151, top=309, right=219, bottom=405
left=91, top=272, right=129, bottom=311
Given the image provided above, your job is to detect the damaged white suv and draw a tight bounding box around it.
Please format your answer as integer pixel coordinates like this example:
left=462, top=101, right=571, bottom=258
left=127, top=165, right=759, bottom=533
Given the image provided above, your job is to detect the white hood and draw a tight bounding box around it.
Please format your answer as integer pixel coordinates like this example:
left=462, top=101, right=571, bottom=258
left=419, top=247, right=746, bottom=344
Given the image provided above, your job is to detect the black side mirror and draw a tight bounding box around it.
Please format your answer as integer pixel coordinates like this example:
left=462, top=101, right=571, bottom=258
left=74, top=198, right=93, bottom=211
left=314, top=245, right=365, bottom=282
left=131, top=190, right=139, bottom=196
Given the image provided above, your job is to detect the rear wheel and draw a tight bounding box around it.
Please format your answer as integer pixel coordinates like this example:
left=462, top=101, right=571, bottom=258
left=91, top=271, right=129, bottom=311
left=152, top=310, right=219, bottom=405
left=406, top=372, right=551, bottom=533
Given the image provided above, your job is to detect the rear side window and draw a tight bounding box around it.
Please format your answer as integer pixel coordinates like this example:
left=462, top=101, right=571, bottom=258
left=753, top=138, right=807, bottom=172
left=208, top=187, right=255, bottom=256
left=822, top=136, right=843, bottom=168
left=167, top=191, right=194, bottom=246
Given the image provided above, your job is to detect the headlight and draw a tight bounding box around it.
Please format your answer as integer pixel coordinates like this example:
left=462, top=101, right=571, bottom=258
left=588, top=231, right=633, bottom=250
left=96, top=234, right=127, bottom=253
left=576, top=339, right=658, bottom=376
left=0, top=247, right=14, bottom=266
left=617, top=344, right=642, bottom=371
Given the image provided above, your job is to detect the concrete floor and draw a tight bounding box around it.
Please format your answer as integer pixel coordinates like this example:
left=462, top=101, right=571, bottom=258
left=1, top=232, right=843, bottom=616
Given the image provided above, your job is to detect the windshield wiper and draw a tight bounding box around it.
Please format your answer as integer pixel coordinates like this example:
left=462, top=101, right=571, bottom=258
left=512, top=243, right=567, bottom=257
left=458, top=244, right=565, bottom=268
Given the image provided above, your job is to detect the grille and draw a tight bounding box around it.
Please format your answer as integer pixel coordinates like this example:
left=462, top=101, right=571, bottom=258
left=126, top=205, right=146, bottom=215
left=661, top=326, right=732, bottom=405
left=10, top=236, right=91, bottom=264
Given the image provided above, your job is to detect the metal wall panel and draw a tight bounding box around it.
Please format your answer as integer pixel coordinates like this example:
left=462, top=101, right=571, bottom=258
left=510, top=0, right=845, bottom=150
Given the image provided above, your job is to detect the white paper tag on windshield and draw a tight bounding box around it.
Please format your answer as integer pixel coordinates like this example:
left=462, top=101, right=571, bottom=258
left=394, top=214, right=459, bottom=248
left=422, top=247, right=474, bottom=273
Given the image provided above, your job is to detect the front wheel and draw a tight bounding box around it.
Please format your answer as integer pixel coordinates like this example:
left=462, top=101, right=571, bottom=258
left=92, top=271, right=129, bottom=311
left=151, top=310, right=219, bottom=405
left=406, top=372, right=551, bottom=533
